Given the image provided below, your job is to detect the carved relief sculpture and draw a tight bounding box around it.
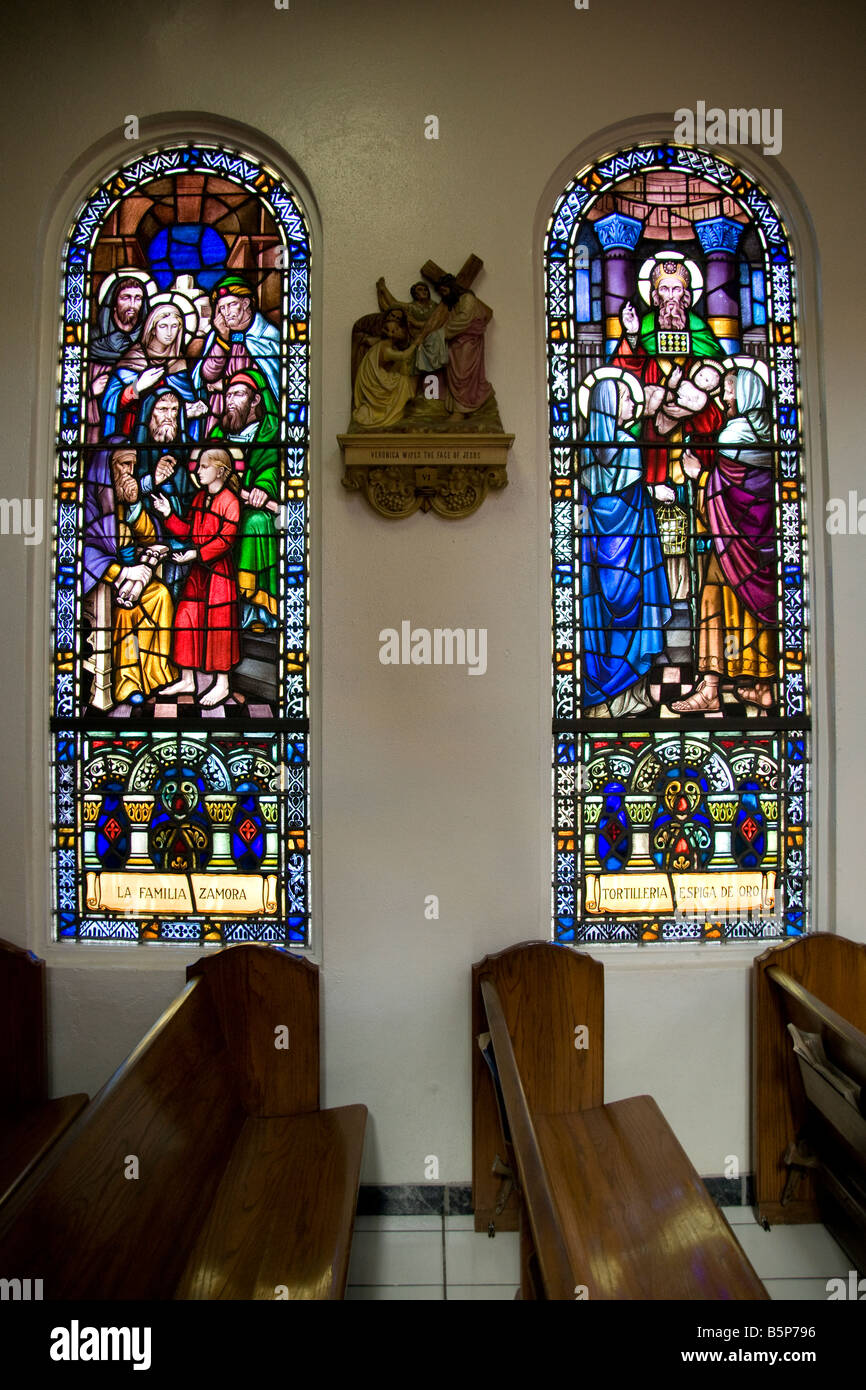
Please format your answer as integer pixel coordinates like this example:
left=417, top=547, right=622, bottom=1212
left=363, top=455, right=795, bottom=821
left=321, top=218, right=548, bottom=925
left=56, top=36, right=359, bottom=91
left=340, top=254, right=513, bottom=518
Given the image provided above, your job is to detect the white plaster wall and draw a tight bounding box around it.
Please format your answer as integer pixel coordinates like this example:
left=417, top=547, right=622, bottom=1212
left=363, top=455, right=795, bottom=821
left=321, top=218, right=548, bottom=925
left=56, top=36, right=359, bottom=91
left=0, top=0, right=862, bottom=1181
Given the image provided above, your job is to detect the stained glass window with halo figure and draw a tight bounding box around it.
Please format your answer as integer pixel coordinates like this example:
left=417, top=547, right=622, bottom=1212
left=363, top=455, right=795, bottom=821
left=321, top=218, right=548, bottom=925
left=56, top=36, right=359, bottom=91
left=51, top=143, right=311, bottom=946
left=547, top=143, right=809, bottom=945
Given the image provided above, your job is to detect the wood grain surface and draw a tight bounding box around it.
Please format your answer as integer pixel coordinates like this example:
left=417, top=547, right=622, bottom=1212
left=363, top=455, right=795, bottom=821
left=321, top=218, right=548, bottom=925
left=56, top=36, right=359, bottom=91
left=0, top=945, right=366, bottom=1300
left=752, top=932, right=866, bottom=1224
left=480, top=976, right=576, bottom=1295
left=537, top=1099, right=768, bottom=1300
left=188, top=944, right=319, bottom=1117
left=175, top=1105, right=367, bottom=1300
left=0, top=977, right=243, bottom=1298
left=472, top=941, right=603, bottom=1232
left=0, top=1094, right=88, bottom=1209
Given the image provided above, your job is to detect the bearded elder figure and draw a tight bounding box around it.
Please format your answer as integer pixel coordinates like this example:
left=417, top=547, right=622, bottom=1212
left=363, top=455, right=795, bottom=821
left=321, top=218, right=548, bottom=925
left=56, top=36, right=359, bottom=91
left=611, top=260, right=726, bottom=603
left=86, top=277, right=150, bottom=442
left=193, top=275, right=281, bottom=435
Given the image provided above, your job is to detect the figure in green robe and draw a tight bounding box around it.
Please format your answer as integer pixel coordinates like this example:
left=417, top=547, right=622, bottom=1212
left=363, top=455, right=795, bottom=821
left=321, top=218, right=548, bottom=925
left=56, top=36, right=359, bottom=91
left=211, top=368, right=280, bottom=630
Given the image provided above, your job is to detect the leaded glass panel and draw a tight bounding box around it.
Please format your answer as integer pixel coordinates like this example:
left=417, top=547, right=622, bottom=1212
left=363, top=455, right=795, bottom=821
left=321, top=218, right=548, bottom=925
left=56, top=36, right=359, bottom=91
left=51, top=144, right=311, bottom=945
left=547, top=143, right=809, bottom=944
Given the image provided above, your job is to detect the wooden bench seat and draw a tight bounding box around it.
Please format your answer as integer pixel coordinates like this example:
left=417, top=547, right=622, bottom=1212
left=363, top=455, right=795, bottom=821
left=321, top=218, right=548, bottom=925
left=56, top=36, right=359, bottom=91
left=474, top=941, right=767, bottom=1300
left=754, top=933, right=866, bottom=1272
left=0, top=939, right=87, bottom=1209
left=176, top=1107, right=368, bottom=1300
left=535, top=1101, right=766, bottom=1300
left=0, top=944, right=367, bottom=1300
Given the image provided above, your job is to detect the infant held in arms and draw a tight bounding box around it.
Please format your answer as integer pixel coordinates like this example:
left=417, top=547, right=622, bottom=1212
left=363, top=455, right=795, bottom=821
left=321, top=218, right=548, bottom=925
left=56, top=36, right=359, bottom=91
left=644, top=359, right=725, bottom=436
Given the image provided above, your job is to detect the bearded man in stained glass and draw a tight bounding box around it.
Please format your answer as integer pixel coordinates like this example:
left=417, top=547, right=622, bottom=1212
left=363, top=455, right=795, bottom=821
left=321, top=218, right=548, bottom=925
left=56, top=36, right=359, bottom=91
left=83, top=443, right=177, bottom=706
left=211, top=368, right=280, bottom=630
left=133, top=387, right=196, bottom=598
left=87, top=276, right=151, bottom=443
left=193, top=275, right=281, bottom=434
left=612, top=259, right=725, bottom=604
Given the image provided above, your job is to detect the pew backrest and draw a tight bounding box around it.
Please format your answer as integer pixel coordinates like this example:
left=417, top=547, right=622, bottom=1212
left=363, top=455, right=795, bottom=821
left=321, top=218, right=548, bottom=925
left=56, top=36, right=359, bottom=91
left=0, top=976, right=243, bottom=1298
left=0, top=938, right=47, bottom=1109
left=0, top=945, right=341, bottom=1299
left=187, top=944, right=319, bottom=1115
left=753, top=932, right=866, bottom=1224
left=472, top=941, right=604, bottom=1231
left=478, top=947, right=767, bottom=1300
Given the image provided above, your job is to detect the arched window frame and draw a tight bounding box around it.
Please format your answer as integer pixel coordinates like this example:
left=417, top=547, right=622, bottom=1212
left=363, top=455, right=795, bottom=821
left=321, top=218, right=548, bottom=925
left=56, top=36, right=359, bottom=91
left=30, top=119, right=322, bottom=959
left=539, top=128, right=833, bottom=949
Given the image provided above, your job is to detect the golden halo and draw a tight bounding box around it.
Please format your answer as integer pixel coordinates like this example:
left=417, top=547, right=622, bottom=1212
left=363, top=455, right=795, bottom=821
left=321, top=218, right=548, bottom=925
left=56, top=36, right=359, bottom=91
left=577, top=366, right=645, bottom=421
left=148, top=290, right=200, bottom=341
left=637, top=253, right=704, bottom=305
left=96, top=268, right=158, bottom=309
left=721, top=354, right=770, bottom=386
left=687, top=357, right=726, bottom=381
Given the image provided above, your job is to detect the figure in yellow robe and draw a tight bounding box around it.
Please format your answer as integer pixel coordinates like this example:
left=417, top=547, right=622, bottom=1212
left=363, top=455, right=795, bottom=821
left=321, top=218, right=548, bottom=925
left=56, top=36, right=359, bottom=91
left=352, top=308, right=418, bottom=428
left=108, top=450, right=177, bottom=704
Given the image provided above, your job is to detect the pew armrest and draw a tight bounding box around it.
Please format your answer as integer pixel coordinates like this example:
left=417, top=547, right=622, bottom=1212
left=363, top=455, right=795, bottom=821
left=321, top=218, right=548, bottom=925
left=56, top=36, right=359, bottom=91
left=480, top=977, right=575, bottom=1299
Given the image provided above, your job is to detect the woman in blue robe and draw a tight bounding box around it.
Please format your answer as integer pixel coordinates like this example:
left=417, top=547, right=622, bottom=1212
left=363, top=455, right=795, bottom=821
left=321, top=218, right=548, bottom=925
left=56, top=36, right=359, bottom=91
left=101, top=303, right=207, bottom=442
left=580, top=377, right=672, bottom=712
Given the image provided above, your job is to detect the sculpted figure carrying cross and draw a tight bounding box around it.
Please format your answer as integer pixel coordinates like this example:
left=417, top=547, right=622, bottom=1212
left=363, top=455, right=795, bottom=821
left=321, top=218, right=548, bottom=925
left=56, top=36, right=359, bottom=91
left=346, top=253, right=504, bottom=438
left=418, top=255, right=494, bottom=417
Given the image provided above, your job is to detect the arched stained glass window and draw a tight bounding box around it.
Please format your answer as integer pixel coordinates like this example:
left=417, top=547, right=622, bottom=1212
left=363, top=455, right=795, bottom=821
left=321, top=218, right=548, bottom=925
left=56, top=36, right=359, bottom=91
left=547, top=142, right=809, bottom=944
left=51, top=142, right=311, bottom=946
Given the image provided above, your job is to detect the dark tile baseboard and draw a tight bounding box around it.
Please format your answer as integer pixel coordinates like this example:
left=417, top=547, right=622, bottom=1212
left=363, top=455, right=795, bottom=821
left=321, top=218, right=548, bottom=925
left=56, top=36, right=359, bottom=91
left=357, top=1184, right=473, bottom=1216
left=358, top=1176, right=754, bottom=1216
left=705, top=1173, right=757, bottom=1208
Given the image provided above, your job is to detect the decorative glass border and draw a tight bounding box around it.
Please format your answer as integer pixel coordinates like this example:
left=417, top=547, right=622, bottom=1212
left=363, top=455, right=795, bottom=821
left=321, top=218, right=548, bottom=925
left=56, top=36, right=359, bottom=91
left=50, top=143, right=312, bottom=946
left=545, top=143, right=809, bottom=943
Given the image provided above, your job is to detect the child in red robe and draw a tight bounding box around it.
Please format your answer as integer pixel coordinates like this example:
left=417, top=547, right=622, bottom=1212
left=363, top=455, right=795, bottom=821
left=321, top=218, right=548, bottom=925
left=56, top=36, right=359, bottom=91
left=153, top=448, right=241, bottom=708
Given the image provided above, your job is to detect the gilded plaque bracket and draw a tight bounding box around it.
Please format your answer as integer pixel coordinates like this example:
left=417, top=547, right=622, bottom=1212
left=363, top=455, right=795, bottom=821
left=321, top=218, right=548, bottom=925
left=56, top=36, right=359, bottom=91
left=339, top=432, right=513, bottom=519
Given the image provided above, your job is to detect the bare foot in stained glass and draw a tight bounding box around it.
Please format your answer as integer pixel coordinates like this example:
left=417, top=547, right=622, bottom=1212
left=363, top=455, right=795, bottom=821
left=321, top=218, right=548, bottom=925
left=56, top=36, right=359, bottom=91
left=736, top=681, right=773, bottom=707
left=200, top=675, right=230, bottom=708
left=671, top=676, right=721, bottom=712
left=161, top=670, right=196, bottom=696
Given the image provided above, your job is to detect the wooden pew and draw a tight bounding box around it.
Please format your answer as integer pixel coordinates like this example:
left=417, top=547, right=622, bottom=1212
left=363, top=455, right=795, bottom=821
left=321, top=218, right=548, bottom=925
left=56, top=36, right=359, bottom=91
left=753, top=932, right=866, bottom=1271
left=0, top=944, right=367, bottom=1299
left=0, top=939, right=87, bottom=1208
left=472, top=940, right=603, bottom=1235
left=474, top=941, right=767, bottom=1300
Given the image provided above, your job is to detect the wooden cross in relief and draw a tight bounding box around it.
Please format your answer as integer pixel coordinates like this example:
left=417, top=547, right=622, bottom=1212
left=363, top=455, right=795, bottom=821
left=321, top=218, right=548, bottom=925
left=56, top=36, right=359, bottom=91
left=419, top=253, right=483, bottom=291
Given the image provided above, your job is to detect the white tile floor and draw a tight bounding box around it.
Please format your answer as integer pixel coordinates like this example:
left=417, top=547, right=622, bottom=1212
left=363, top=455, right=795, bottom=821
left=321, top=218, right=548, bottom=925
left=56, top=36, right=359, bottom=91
left=346, top=1207, right=854, bottom=1300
